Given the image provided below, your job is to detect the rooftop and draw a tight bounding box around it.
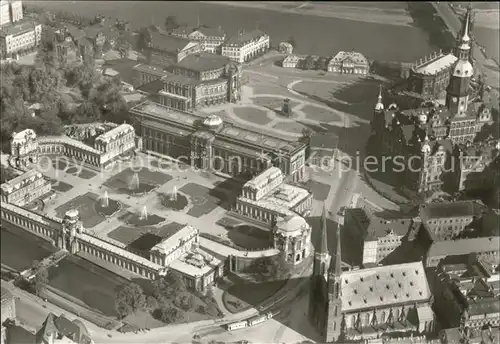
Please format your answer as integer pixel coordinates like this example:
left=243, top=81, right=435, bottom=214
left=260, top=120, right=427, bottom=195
left=0, top=169, right=44, bottom=194
left=198, top=236, right=279, bottom=258
left=413, top=53, right=457, bottom=75
left=195, top=26, right=225, bottom=38
left=420, top=200, right=487, bottom=220
left=150, top=32, right=193, bottom=53
left=330, top=51, right=368, bottom=65
left=132, top=63, right=170, bottom=77
left=130, top=100, right=304, bottom=154
left=224, top=29, right=267, bottom=47
left=275, top=215, right=310, bottom=235
left=238, top=183, right=310, bottom=216
left=137, top=79, right=164, bottom=95
left=0, top=19, right=40, bottom=37
left=365, top=216, right=414, bottom=241
left=176, top=53, right=230, bottom=72
left=95, top=123, right=134, bottom=144
left=151, top=225, right=198, bottom=256
left=340, top=261, right=431, bottom=312
left=169, top=248, right=221, bottom=278
left=161, top=73, right=204, bottom=87
left=427, top=236, right=499, bottom=258
left=12, top=128, right=36, bottom=143
left=1, top=286, right=13, bottom=304
left=39, top=136, right=100, bottom=155
left=244, top=167, right=282, bottom=191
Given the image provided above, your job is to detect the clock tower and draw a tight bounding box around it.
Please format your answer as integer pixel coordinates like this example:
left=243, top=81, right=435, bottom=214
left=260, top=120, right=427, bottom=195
left=446, top=5, right=473, bottom=117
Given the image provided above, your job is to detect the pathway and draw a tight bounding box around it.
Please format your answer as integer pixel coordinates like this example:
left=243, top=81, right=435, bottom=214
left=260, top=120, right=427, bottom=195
left=199, top=78, right=359, bottom=141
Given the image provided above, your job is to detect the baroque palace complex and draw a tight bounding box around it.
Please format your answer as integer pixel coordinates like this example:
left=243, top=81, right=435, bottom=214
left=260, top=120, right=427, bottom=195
left=370, top=6, right=498, bottom=195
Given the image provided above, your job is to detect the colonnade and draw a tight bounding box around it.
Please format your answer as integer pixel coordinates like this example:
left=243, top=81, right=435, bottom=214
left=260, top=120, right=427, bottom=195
left=38, top=140, right=102, bottom=167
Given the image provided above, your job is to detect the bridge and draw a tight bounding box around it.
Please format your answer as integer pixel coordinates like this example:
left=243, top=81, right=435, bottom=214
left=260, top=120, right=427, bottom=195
left=19, top=249, right=69, bottom=281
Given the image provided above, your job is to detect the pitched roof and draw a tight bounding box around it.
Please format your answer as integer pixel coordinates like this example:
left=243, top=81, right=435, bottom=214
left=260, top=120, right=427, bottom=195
left=176, top=52, right=230, bottom=72
left=310, top=132, right=339, bottom=150
left=419, top=200, right=487, bottom=220
left=1, top=287, right=13, bottom=304
left=224, top=29, right=267, bottom=47
left=340, top=261, right=431, bottom=312
left=196, top=26, right=225, bottom=38
left=364, top=216, right=414, bottom=241
left=150, top=32, right=191, bottom=53
left=35, top=313, right=59, bottom=344
left=137, top=79, right=164, bottom=95
left=171, top=26, right=195, bottom=36
left=427, top=236, right=499, bottom=258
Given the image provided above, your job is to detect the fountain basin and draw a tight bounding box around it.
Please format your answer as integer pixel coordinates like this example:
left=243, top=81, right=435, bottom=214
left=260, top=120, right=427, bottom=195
left=128, top=183, right=158, bottom=196
left=94, top=199, right=122, bottom=217
left=120, top=212, right=166, bottom=227
left=161, top=192, right=188, bottom=211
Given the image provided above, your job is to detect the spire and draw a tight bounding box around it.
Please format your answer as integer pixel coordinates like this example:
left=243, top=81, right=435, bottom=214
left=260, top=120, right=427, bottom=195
left=375, top=85, right=384, bottom=111
left=461, top=6, right=471, bottom=44
left=329, top=223, right=342, bottom=276
left=318, top=203, right=329, bottom=256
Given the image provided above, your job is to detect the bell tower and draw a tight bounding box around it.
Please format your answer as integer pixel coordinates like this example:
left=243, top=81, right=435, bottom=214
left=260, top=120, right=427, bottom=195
left=446, top=5, right=474, bottom=117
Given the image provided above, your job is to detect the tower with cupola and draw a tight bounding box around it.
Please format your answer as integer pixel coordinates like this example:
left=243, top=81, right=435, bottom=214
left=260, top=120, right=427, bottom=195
left=446, top=5, right=474, bottom=117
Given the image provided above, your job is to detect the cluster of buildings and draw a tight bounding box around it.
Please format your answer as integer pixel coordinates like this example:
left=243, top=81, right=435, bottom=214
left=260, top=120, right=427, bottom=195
left=0, top=0, right=42, bottom=59
left=370, top=6, right=498, bottom=196
left=311, top=195, right=499, bottom=343
left=2, top=286, right=95, bottom=344
left=282, top=50, right=370, bottom=75
left=132, top=26, right=269, bottom=111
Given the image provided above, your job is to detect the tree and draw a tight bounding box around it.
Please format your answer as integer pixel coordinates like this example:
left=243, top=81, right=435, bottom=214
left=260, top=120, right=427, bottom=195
left=30, top=260, right=48, bottom=297
left=154, top=306, right=179, bottom=324
left=303, top=55, right=315, bottom=70
left=268, top=251, right=290, bottom=280
left=166, top=270, right=186, bottom=292
left=164, top=16, right=180, bottom=33
left=145, top=296, right=158, bottom=311
left=315, top=57, right=328, bottom=71
left=137, top=27, right=153, bottom=52
left=115, top=33, right=132, bottom=59
left=286, top=36, right=296, bottom=49
left=115, top=282, right=146, bottom=319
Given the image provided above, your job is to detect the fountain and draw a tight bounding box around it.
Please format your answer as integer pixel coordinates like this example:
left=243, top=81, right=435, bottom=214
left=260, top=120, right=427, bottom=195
left=170, top=186, right=178, bottom=201
left=130, top=172, right=140, bottom=191
left=95, top=190, right=122, bottom=217
left=140, top=205, right=148, bottom=220
left=101, top=190, right=109, bottom=208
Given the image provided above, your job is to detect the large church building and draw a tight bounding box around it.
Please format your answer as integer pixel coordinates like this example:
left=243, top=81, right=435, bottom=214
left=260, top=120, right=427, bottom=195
left=308, top=206, right=435, bottom=342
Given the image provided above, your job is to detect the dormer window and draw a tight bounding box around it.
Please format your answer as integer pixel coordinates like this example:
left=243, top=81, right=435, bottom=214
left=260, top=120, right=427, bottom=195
left=415, top=270, right=419, bottom=275
left=363, top=298, right=367, bottom=304
left=398, top=283, right=402, bottom=288
left=376, top=275, right=380, bottom=280
left=345, top=279, right=348, bottom=284
left=360, top=277, right=364, bottom=282
left=419, top=291, right=423, bottom=296
left=354, top=289, right=358, bottom=294
left=380, top=296, right=384, bottom=301
left=402, top=272, right=406, bottom=277
left=406, top=293, right=410, bottom=297
left=369, top=287, right=373, bottom=292
left=394, top=294, right=398, bottom=299
left=390, top=273, right=394, bottom=278
left=386, top=285, right=390, bottom=290
left=410, top=282, right=414, bottom=286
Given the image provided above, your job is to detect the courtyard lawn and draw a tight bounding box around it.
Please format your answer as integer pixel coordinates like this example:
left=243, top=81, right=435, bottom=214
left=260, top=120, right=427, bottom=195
left=226, top=225, right=271, bottom=250
left=108, top=222, right=185, bottom=246
left=222, top=278, right=286, bottom=313
left=180, top=183, right=221, bottom=218
left=272, top=121, right=308, bottom=134
left=50, top=179, right=73, bottom=193
left=55, top=192, right=108, bottom=228
left=232, top=107, right=272, bottom=125
left=65, top=167, right=97, bottom=180
left=310, top=180, right=331, bottom=202
left=103, top=167, right=172, bottom=194
left=302, top=104, right=341, bottom=122
left=47, top=255, right=127, bottom=317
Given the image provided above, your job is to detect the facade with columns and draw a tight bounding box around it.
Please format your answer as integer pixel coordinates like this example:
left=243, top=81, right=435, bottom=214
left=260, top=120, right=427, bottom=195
left=131, top=101, right=307, bottom=182
left=273, top=215, right=311, bottom=265
left=0, top=203, right=223, bottom=291
left=0, top=169, right=51, bottom=206
left=10, top=124, right=137, bottom=170
left=234, top=167, right=312, bottom=227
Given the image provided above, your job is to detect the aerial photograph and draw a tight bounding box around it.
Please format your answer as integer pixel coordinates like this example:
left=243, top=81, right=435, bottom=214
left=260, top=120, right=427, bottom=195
left=0, top=1, right=499, bottom=344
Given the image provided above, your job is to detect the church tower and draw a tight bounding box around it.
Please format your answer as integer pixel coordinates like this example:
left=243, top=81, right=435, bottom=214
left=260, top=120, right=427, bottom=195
left=446, top=5, right=474, bottom=117
left=371, top=85, right=385, bottom=134
left=309, top=204, right=331, bottom=334
left=325, top=222, right=344, bottom=342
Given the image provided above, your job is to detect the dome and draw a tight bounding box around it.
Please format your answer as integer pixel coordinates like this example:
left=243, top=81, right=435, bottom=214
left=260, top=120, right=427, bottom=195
left=275, top=215, right=309, bottom=236
left=375, top=102, right=384, bottom=111
left=453, top=60, right=474, bottom=78
left=203, top=115, right=223, bottom=127
left=65, top=209, right=79, bottom=219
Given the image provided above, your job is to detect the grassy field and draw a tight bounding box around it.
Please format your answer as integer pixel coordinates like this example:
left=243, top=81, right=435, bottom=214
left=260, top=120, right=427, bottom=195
left=55, top=192, right=107, bottom=228
left=103, top=167, right=172, bottom=194
left=180, top=183, right=221, bottom=218
left=222, top=277, right=285, bottom=313
left=232, top=107, right=272, bottom=125
left=108, top=222, right=185, bottom=245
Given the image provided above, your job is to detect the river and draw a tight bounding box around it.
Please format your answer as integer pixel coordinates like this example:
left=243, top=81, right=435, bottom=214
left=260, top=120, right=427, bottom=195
left=26, top=1, right=438, bottom=62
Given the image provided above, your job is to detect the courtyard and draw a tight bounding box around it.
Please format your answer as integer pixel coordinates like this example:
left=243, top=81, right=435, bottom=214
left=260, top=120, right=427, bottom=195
left=103, top=167, right=172, bottom=195
left=108, top=222, right=185, bottom=247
